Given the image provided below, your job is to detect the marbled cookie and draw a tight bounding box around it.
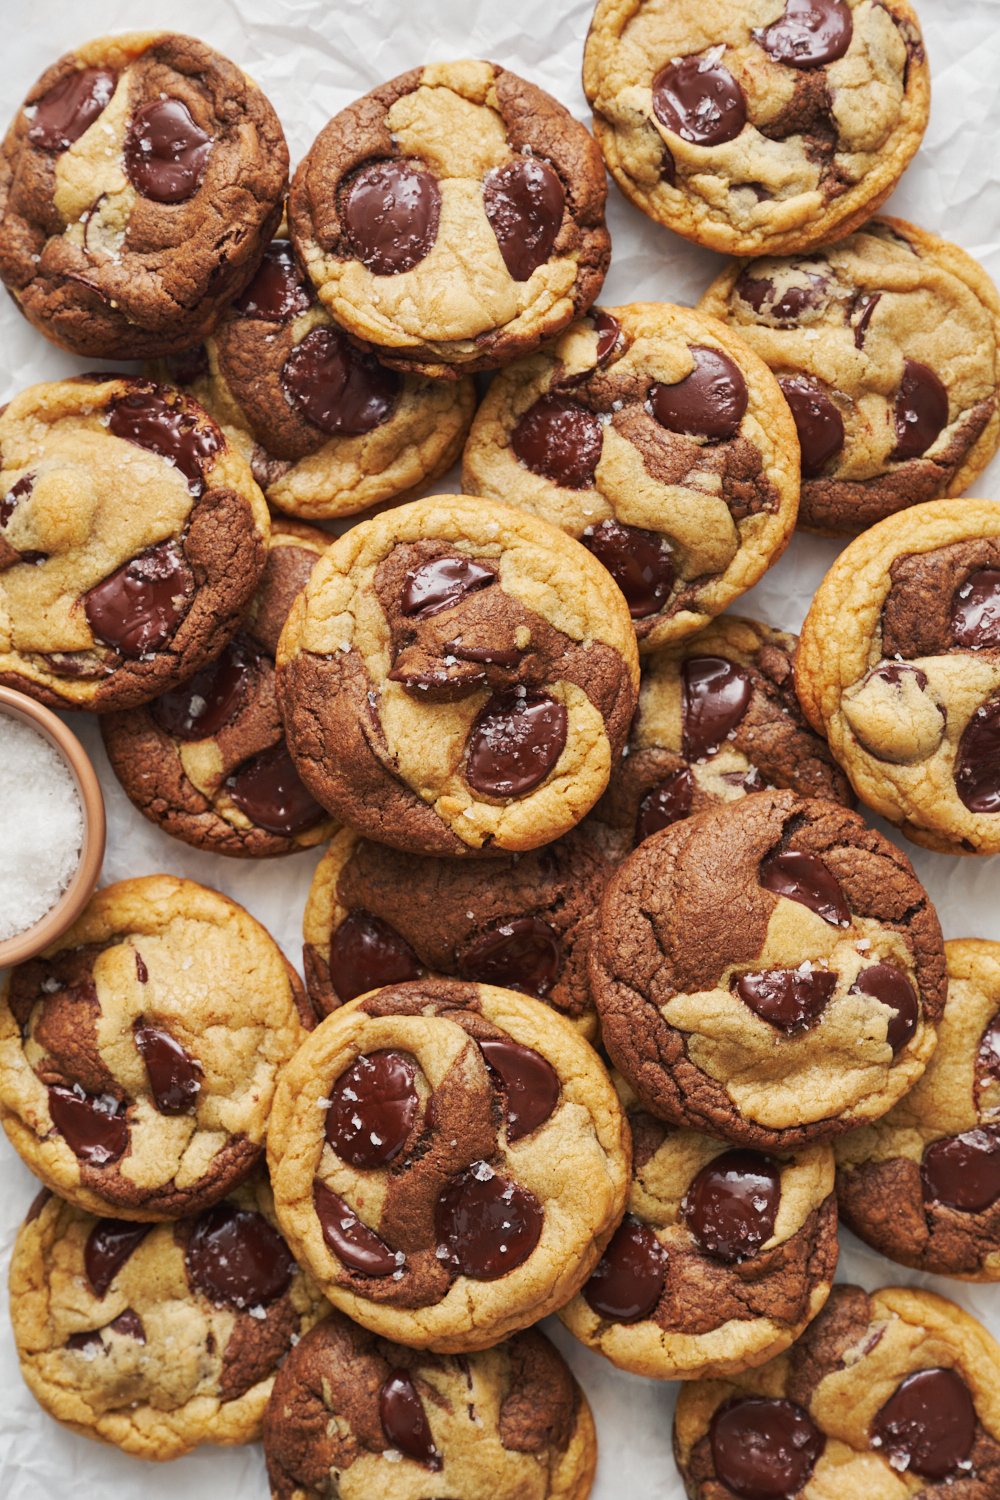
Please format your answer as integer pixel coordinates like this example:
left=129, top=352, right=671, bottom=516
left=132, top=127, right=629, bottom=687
left=276, top=495, right=639, bottom=856
left=0, top=33, right=288, bottom=358
left=700, top=218, right=1000, bottom=533
left=267, top=979, right=630, bottom=1352
left=0, top=876, right=309, bottom=1219
left=462, top=303, right=799, bottom=648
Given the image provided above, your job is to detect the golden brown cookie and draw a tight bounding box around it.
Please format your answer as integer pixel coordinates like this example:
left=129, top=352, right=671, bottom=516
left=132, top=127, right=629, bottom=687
left=674, top=1284, right=1000, bottom=1497
left=267, top=978, right=630, bottom=1352
left=288, top=60, right=610, bottom=377
left=590, top=789, right=946, bottom=1150
left=699, top=218, right=1000, bottom=534
left=0, top=876, right=309, bottom=1219
left=0, top=33, right=288, bottom=358
left=462, top=303, right=799, bottom=648
left=9, top=1176, right=327, bottom=1460
left=796, top=497, right=1000, bottom=854
left=100, top=522, right=337, bottom=857
left=559, top=1071, right=837, bottom=1380
left=262, top=1310, right=596, bottom=1499
left=583, top=0, right=929, bottom=257
left=0, top=374, right=270, bottom=711
left=276, top=495, right=640, bottom=856
left=836, top=938, right=1000, bottom=1281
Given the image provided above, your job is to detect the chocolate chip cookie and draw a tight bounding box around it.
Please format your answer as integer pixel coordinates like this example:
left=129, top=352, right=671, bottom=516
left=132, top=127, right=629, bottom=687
left=288, top=60, right=610, bottom=378
left=591, top=789, right=946, bottom=1150
left=796, top=498, right=1000, bottom=854
left=700, top=218, right=1000, bottom=533
left=0, top=33, right=288, bottom=359
left=836, top=938, right=1000, bottom=1281
left=276, top=495, right=640, bottom=856
left=0, top=876, right=309, bottom=1219
left=159, top=236, right=476, bottom=520
left=559, top=1071, right=837, bottom=1380
left=0, top=375, right=270, bottom=711
left=101, top=522, right=336, bottom=857
left=583, top=0, right=929, bottom=257
left=267, top=978, right=630, bottom=1352
left=594, top=614, right=852, bottom=847
left=462, top=302, right=799, bottom=648
left=263, top=1310, right=596, bottom=1499
left=9, top=1176, right=326, bottom=1460
left=674, top=1283, right=1000, bottom=1497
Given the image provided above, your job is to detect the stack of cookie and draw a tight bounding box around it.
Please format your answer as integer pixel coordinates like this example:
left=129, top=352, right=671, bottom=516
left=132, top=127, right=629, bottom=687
left=1, top=6, right=999, bottom=1498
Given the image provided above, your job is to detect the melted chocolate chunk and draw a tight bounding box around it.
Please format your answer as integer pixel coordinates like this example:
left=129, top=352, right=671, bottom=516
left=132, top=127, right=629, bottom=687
left=124, top=98, right=212, bottom=204
left=325, top=1051, right=418, bottom=1169
left=457, top=917, right=562, bottom=998
left=26, top=1187, right=52, bottom=1223
left=582, top=1216, right=668, bottom=1323
left=151, top=636, right=259, bottom=741
left=84, top=1220, right=152, bottom=1298
left=108, top=1309, right=145, bottom=1342
left=682, top=656, right=753, bottom=761
left=652, top=56, right=747, bottom=146
left=755, top=0, right=853, bottom=68
left=851, top=292, right=881, bottom=349
left=134, top=1022, right=202, bottom=1115
left=401, top=556, right=496, bottom=618
left=483, top=156, right=565, bottom=281
left=955, top=698, right=1000, bottom=814
left=683, top=1149, right=781, bottom=1263
left=108, top=387, right=222, bottom=496
left=892, top=360, right=949, bottom=461
left=0, top=473, right=33, bottom=529
left=47, top=1085, right=128, bottom=1165
left=479, top=1038, right=559, bottom=1142
left=922, top=1126, right=1000, bottom=1214
left=735, top=967, right=838, bottom=1033
left=226, top=742, right=326, bottom=837
left=511, top=394, right=604, bottom=490
left=979, top=1014, right=1000, bottom=1088
left=234, top=240, right=313, bottom=322
left=343, top=159, right=441, bottom=276
left=649, top=345, right=748, bottom=442
left=379, top=1370, right=442, bottom=1470
left=84, top=541, right=189, bottom=659
left=465, top=693, right=567, bottom=798
left=280, top=327, right=400, bottom=435
left=736, top=267, right=829, bottom=326
left=28, top=67, right=116, bottom=151
left=328, top=910, right=423, bottom=1002
left=582, top=519, right=675, bottom=619
left=134, top=951, right=149, bottom=984
left=434, top=1162, right=543, bottom=1280
left=871, top=1367, right=977, bottom=1480
left=636, top=768, right=695, bottom=843
left=65, top=1329, right=104, bottom=1354
left=313, top=1180, right=401, bottom=1276
left=594, top=310, right=623, bottom=363
left=849, top=963, right=919, bottom=1053
left=952, top=569, right=1000, bottom=649
left=710, top=1397, right=824, bottom=1498
left=185, top=1203, right=294, bottom=1309
left=778, top=375, right=845, bottom=477
left=759, top=850, right=850, bottom=926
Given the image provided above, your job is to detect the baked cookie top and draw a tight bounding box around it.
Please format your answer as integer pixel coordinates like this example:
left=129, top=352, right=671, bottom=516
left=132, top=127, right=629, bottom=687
left=276, top=495, right=640, bottom=857
left=10, top=1176, right=326, bottom=1461
left=836, top=938, right=1000, bottom=1281
left=288, top=60, right=610, bottom=377
left=583, top=0, right=929, bottom=257
left=0, top=374, right=270, bottom=711
left=0, top=32, right=288, bottom=359
left=267, top=978, right=630, bottom=1352
left=796, top=498, right=1000, bottom=854
left=0, top=876, right=309, bottom=1219
left=101, top=521, right=336, bottom=858
left=674, top=1284, right=1000, bottom=1497
left=461, top=302, right=799, bottom=649
left=159, top=236, right=476, bottom=521
left=263, top=1310, right=596, bottom=1500
left=559, top=1071, right=837, bottom=1381
left=591, top=789, right=946, bottom=1149
left=700, top=218, right=1000, bottom=534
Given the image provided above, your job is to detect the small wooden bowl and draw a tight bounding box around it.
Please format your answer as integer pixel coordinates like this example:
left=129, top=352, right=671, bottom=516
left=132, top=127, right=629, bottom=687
left=0, top=686, right=105, bottom=968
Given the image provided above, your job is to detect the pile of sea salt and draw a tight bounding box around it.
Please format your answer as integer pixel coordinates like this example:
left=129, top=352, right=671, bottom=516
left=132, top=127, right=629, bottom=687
left=0, top=714, right=84, bottom=942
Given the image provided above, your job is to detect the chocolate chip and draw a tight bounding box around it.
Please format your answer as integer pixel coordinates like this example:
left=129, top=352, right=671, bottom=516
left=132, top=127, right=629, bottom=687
left=108, top=387, right=222, bottom=496
left=226, top=741, right=326, bottom=837
left=47, top=1085, right=128, bottom=1165
left=84, top=1220, right=152, bottom=1298
left=922, top=1126, right=1000, bottom=1214
left=754, top=0, right=854, bottom=68
left=892, top=360, right=949, bottom=461
left=65, top=1330, right=104, bottom=1354
left=457, top=916, right=563, bottom=998
left=325, top=1051, right=418, bottom=1169
left=735, top=967, right=838, bottom=1033
left=134, top=951, right=149, bottom=984
left=108, top=1309, right=145, bottom=1343
left=343, top=159, right=441, bottom=276
left=851, top=292, right=881, bottom=349
left=778, top=375, right=845, bottom=476
left=185, top=1203, right=294, bottom=1309
left=434, top=1162, right=542, bottom=1280
left=133, top=1022, right=202, bottom=1115
left=483, top=156, right=565, bottom=281
left=682, top=656, right=753, bottom=761
left=636, top=768, right=695, bottom=843
left=401, top=556, right=496, bottom=618
left=582, top=518, right=675, bottom=619
left=313, top=1180, right=402, bottom=1276
left=759, top=850, right=850, bottom=926
left=849, top=963, right=918, bottom=1053
left=649, top=346, right=748, bottom=441
left=735, top=266, right=830, bottom=326
left=151, top=636, right=260, bottom=741
left=594, top=310, right=624, bottom=363
left=682, top=1149, right=781, bottom=1263
left=479, top=1038, right=559, bottom=1142
left=234, top=240, right=313, bottom=322
left=511, top=394, right=604, bottom=490
left=28, top=68, right=116, bottom=151
left=328, top=911, right=423, bottom=1003
left=710, top=1397, right=824, bottom=1498
left=955, top=697, right=1000, bottom=813
left=124, top=98, right=212, bottom=204
left=652, top=56, right=747, bottom=146
left=83, top=541, right=190, bottom=659
left=280, top=327, right=400, bottom=435
left=379, top=1370, right=442, bottom=1470
left=465, top=693, right=567, bottom=798
left=582, top=1216, right=668, bottom=1323
left=871, top=1368, right=977, bottom=1480
left=951, top=569, right=1000, bottom=649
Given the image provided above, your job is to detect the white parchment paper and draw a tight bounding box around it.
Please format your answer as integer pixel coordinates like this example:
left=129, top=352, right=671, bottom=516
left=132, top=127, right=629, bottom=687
left=1, top=0, right=999, bottom=1494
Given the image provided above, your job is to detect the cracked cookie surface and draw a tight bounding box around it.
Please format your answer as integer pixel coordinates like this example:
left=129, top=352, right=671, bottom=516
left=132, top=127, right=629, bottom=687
left=700, top=218, right=1000, bottom=533
left=0, top=32, right=288, bottom=358
left=583, top=0, right=929, bottom=257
